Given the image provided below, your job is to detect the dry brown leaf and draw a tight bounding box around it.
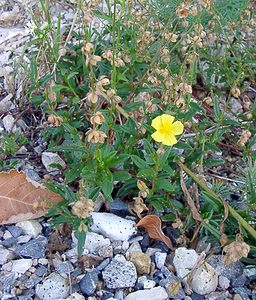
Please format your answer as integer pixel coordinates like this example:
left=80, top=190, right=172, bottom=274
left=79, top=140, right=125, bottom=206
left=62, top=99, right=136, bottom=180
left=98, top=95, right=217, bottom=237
left=136, top=215, right=173, bottom=249
left=0, top=170, right=62, bottom=224
left=222, top=241, right=250, bottom=265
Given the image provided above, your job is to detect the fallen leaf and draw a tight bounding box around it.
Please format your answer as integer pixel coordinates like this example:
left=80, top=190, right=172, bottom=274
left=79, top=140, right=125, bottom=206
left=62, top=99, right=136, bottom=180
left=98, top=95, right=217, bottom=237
left=136, top=215, right=173, bottom=249
left=222, top=240, right=250, bottom=265
left=0, top=170, right=62, bottom=224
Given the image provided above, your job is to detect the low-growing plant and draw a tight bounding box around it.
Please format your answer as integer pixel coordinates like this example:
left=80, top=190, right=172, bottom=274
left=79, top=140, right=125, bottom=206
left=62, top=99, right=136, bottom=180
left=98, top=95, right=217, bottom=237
left=21, top=0, right=256, bottom=256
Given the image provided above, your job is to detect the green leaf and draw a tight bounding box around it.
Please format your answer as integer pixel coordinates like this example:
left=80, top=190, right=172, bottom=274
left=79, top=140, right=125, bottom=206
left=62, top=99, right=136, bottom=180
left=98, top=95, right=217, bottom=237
left=49, top=144, right=87, bottom=153
left=74, top=229, right=86, bottom=256
left=101, top=171, right=113, bottom=199
left=113, top=170, right=132, bottom=181
left=131, top=155, right=149, bottom=169
left=155, top=178, right=175, bottom=192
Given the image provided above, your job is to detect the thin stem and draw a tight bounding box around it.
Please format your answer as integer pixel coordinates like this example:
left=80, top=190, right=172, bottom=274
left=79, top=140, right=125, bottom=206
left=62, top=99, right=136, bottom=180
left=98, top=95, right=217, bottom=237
left=179, top=162, right=256, bottom=241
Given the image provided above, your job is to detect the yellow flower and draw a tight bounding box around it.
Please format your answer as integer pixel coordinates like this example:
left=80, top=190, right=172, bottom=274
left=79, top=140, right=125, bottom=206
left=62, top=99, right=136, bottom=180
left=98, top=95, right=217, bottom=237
left=151, top=114, right=184, bottom=146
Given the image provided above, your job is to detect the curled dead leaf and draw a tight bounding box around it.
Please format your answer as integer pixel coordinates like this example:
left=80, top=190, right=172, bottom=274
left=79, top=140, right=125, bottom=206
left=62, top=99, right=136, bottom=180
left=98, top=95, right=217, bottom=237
left=222, top=241, right=250, bottom=265
left=136, top=215, right=173, bottom=249
left=0, top=170, right=62, bottom=224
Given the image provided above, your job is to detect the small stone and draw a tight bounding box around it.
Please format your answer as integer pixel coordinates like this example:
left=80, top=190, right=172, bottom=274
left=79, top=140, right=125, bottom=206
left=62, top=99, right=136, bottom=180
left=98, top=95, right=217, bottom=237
left=38, top=258, right=48, bottom=265
left=56, top=261, right=74, bottom=274
left=122, top=241, right=129, bottom=252
left=90, top=212, right=137, bottom=241
left=1, top=237, right=16, bottom=248
left=80, top=232, right=110, bottom=254
left=191, top=263, right=218, bottom=295
left=109, top=199, right=130, bottom=217
left=7, top=226, right=23, bottom=238
left=115, top=290, right=124, bottom=300
left=24, top=169, right=41, bottom=181
left=17, top=235, right=32, bottom=244
left=41, top=152, right=66, bottom=172
left=129, top=252, right=151, bottom=275
left=208, top=255, right=244, bottom=281
left=205, top=291, right=233, bottom=300
left=231, top=274, right=247, bottom=288
left=79, top=270, right=99, bottom=296
left=35, top=266, right=48, bottom=277
left=126, top=242, right=142, bottom=257
left=233, top=295, right=243, bottom=300
left=0, top=248, right=14, bottom=265
left=15, top=236, right=47, bottom=259
left=146, top=247, right=162, bottom=257
left=65, top=293, right=85, bottom=300
left=243, top=265, right=256, bottom=280
left=173, top=247, right=199, bottom=278
left=16, top=220, right=42, bottom=237
left=159, top=272, right=185, bottom=299
left=233, top=288, right=251, bottom=300
left=96, top=258, right=110, bottom=272
left=143, top=279, right=156, bottom=289
left=3, top=231, right=12, bottom=239
left=35, top=273, right=69, bottom=300
left=155, top=252, right=167, bottom=269
left=124, top=286, right=168, bottom=300
left=218, top=275, right=230, bottom=290
left=3, top=114, right=16, bottom=132
left=11, top=259, right=33, bottom=274
left=98, top=245, right=113, bottom=258
left=2, top=261, right=12, bottom=272
left=102, top=255, right=137, bottom=289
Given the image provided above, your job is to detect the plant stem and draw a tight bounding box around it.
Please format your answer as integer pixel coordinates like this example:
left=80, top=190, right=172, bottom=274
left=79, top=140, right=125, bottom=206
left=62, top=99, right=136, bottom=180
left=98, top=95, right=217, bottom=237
left=179, top=162, right=256, bottom=241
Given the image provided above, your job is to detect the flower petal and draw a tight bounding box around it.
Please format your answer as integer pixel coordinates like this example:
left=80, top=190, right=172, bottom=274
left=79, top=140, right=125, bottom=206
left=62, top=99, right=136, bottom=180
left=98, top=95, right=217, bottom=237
left=151, top=131, right=164, bottom=142
left=162, top=134, right=177, bottom=146
left=160, top=114, right=175, bottom=125
left=151, top=116, right=162, bottom=130
left=171, top=121, right=184, bottom=135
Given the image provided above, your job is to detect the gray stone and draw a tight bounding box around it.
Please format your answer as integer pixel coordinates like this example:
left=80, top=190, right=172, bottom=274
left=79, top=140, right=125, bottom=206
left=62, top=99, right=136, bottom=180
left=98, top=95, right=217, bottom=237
left=0, top=248, right=14, bottom=265
left=155, top=252, right=167, bottom=269
left=17, top=235, right=32, bottom=244
left=41, top=152, right=66, bottom=172
left=109, top=199, right=130, bottom=217
left=252, top=290, right=256, bottom=300
left=231, top=274, right=247, bottom=288
left=15, top=236, right=47, bottom=258
left=159, top=272, right=185, bottom=299
left=102, top=255, right=137, bottom=289
left=81, top=232, right=110, bottom=254
left=11, top=259, right=33, bottom=273
left=191, top=263, right=218, bottom=295
left=17, top=220, right=42, bottom=237
left=115, top=290, right=124, bottom=300
left=7, top=225, right=23, bottom=237
left=218, top=275, right=230, bottom=290
left=126, top=241, right=142, bottom=257
left=208, top=255, right=244, bottom=280
left=24, top=169, right=41, bottom=181
left=173, top=247, right=199, bottom=278
left=56, top=261, right=74, bottom=274
left=35, top=273, right=69, bottom=300
left=0, top=273, right=17, bottom=293
left=243, top=266, right=256, bottom=280
left=79, top=270, right=99, bottom=296
left=95, top=258, right=110, bottom=271
left=233, top=287, right=251, bottom=300
left=3, top=114, right=16, bottom=132
left=124, top=286, right=168, bottom=300
left=24, top=276, right=42, bottom=288
left=205, top=291, right=233, bottom=300
left=1, top=237, right=17, bottom=248
left=35, top=266, right=48, bottom=277
left=90, top=212, right=137, bottom=241
left=98, top=245, right=113, bottom=258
